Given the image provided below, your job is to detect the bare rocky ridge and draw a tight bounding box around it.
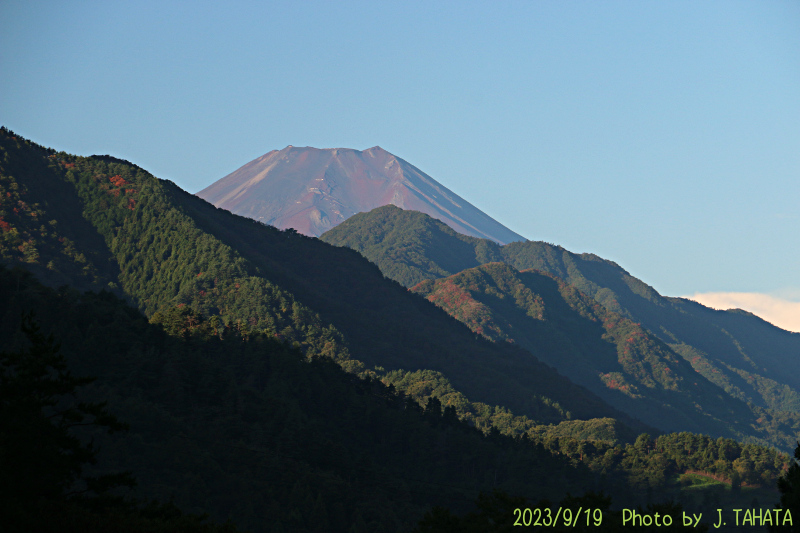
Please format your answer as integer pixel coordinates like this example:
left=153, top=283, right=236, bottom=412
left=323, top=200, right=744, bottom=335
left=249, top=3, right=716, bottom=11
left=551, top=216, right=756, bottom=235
left=196, top=145, right=525, bottom=244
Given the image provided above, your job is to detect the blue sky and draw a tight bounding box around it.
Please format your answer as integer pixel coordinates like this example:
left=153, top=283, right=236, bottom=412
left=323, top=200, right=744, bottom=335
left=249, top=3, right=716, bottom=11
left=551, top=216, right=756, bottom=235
left=2, top=1, right=798, bottom=325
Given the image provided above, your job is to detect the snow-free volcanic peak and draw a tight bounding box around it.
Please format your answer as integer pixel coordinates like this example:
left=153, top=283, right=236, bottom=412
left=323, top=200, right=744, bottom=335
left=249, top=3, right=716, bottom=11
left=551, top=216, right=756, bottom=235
left=196, top=146, right=525, bottom=244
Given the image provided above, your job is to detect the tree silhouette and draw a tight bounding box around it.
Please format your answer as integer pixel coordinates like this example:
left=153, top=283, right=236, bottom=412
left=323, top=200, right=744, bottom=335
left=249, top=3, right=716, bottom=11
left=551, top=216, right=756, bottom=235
left=771, top=441, right=800, bottom=532
left=0, top=313, right=133, bottom=510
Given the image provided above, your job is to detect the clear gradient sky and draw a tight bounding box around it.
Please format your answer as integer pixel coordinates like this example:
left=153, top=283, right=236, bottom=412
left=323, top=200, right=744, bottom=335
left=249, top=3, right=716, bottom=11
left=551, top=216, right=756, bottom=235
left=2, top=1, right=798, bottom=329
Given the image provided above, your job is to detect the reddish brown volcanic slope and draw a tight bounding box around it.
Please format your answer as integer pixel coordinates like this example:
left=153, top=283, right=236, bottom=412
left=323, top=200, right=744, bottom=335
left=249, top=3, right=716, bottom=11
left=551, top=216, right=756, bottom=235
left=196, top=146, right=525, bottom=244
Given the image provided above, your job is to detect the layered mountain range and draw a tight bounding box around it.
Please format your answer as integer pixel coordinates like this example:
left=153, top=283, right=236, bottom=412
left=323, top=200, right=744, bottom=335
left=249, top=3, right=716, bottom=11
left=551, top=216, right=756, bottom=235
left=196, top=145, right=525, bottom=244
left=1, top=127, right=796, bottom=531
left=0, top=129, right=650, bottom=527
left=322, top=206, right=800, bottom=447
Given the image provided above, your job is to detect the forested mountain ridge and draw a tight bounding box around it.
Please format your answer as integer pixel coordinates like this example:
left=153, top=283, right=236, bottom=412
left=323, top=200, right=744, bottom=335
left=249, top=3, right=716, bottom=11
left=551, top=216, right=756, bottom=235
left=0, top=127, right=647, bottom=440
left=321, top=206, right=800, bottom=448
left=1, top=128, right=794, bottom=531
left=412, top=262, right=758, bottom=438
left=2, top=264, right=789, bottom=532
left=0, top=264, right=597, bottom=532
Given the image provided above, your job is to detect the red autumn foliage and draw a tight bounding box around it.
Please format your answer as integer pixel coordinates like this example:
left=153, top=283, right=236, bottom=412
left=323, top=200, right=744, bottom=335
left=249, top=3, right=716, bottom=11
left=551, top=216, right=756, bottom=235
left=127, top=198, right=136, bottom=210
left=109, top=175, right=129, bottom=187
left=0, top=217, right=12, bottom=232
left=603, top=376, right=630, bottom=393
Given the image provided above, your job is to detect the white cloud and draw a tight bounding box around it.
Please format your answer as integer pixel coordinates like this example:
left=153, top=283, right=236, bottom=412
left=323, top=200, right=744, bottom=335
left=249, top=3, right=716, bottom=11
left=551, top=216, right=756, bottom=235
left=684, top=292, right=800, bottom=333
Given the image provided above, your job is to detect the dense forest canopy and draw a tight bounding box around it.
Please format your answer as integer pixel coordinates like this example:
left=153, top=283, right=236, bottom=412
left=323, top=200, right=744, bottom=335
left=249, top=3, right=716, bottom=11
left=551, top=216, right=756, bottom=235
left=1, top=127, right=797, bottom=531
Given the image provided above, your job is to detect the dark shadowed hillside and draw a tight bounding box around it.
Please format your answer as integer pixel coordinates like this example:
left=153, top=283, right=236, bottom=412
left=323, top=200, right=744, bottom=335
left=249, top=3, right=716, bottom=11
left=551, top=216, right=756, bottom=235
left=1, top=128, right=792, bottom=531
left=0, top=264, right=599, bottom=532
